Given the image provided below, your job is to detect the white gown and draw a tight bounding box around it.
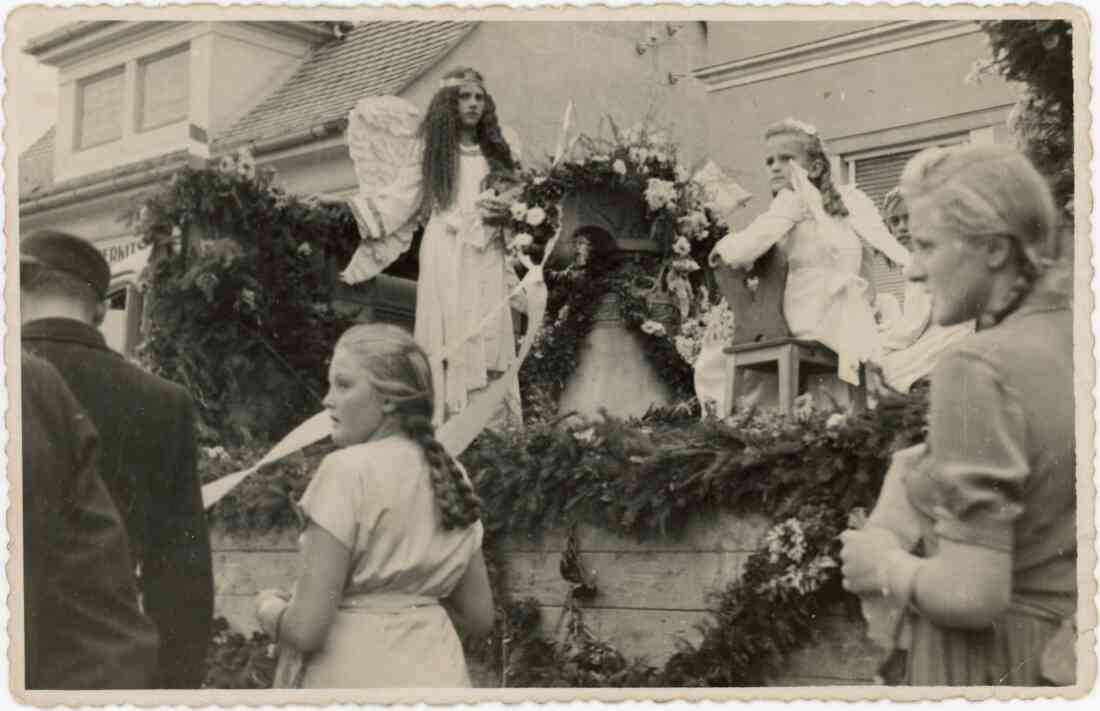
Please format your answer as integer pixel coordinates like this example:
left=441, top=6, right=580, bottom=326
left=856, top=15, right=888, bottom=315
left=877, top=281, right=975, bottom=392
left=347, top=141, right=522, bottom=422
left=711, top=184, right=909, bottom=387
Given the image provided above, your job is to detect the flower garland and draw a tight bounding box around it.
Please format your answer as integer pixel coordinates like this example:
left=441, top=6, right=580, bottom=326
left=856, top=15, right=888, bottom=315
left=480, top=119, right=751, bottom=405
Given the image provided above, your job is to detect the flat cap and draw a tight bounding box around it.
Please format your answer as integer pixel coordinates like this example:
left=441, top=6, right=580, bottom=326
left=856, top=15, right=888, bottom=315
left=21, top=230, right=111, bottom=299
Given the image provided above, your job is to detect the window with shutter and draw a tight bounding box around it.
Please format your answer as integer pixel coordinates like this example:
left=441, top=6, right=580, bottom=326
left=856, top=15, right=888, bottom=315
left=138, top=46, right=190, bottom=132
left=76, top=67, right=124, bottom=149
left=850, top=137, right=966, bottom=304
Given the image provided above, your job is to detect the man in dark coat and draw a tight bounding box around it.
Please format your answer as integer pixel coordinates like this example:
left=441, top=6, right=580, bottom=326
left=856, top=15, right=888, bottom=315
left=22, top=350, right=160, bottom=689
left=21, top=230, right=214, bottom=689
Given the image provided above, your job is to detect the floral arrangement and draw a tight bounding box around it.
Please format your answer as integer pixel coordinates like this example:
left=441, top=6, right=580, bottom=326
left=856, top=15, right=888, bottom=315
left=498, top=120, right=747, bottom=358
left=126, top=148, right=360, bottom=442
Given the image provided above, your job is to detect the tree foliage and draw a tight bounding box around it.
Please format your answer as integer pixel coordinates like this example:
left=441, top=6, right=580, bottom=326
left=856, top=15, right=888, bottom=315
left=976, top=20, right=1074, bottom=213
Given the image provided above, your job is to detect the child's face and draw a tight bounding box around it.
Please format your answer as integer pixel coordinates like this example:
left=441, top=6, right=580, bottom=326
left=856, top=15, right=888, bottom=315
left=885, top=202, right=912, bottom=248
left=764, top=134, right=814, bottom=194
left=457, top=85, right=486, bottom=130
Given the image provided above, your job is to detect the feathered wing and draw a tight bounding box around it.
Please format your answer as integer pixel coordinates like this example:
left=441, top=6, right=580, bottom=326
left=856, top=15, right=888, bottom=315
left=341, top=96, right=423, bottom=285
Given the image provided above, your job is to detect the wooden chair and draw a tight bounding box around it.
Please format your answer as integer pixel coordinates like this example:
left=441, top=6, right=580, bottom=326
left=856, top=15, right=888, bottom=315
left=713, top=246, right=865, bottom=414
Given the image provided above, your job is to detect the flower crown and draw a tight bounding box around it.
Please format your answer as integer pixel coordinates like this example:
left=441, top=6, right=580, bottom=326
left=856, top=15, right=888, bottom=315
left=440, top=71, right=484, bottom=90
left=780, top=118, right=819, bottom=137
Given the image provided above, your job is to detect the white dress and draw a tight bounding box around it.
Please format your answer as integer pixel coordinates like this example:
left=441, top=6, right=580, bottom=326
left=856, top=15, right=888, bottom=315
left=347, top=141, right=521, bottom=422
left=877, top=281, right=975, bottom=392
left=289, top=436, right=485, bottom=688
left=711, top=185, right=907, bottom=387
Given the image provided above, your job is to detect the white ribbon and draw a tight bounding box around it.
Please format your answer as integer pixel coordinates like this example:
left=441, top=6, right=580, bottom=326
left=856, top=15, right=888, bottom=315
left=202, top=101, right=575, bottom=510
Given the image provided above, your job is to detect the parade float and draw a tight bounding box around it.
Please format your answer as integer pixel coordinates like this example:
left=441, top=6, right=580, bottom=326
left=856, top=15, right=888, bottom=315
left=129, top=121, right=924, bottom=688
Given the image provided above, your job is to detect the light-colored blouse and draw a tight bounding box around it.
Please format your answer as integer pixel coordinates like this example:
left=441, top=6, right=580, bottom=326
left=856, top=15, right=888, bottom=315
left=297, top=435, right=484, bottom=600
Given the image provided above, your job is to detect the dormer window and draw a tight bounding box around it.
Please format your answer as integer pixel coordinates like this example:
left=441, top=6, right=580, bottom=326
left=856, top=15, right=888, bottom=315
left=75, top=66, right=124, bottom=149
left=137, top=45, right=190, bottom=132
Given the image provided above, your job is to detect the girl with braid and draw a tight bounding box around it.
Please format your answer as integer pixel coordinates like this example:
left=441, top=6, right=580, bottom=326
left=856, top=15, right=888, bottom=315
left=841, top=145, right=1075, bottom=685
left=255, top=324, right=493, bottom=688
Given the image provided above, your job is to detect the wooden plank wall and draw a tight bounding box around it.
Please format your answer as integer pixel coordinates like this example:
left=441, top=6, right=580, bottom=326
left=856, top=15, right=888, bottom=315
left=210, top=513, right=879, bottom=687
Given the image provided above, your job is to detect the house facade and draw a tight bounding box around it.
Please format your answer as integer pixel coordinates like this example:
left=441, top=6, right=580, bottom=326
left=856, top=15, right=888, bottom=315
left=18, top=18, right=1019, bottom=355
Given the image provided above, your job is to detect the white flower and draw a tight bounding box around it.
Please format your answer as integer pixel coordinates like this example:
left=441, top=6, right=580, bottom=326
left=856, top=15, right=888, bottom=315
left=793, top=392, right=815, bottom=420
left=525, top=206, right=547, bottom=227
left=679, top=210, right=710, bottom=237
left=573, top=427, right=596, bottom=444
left=590, top=153, right=609, bottom=163
left=237, top=149, right=256, bottom=181
left=671, top=257, right=701, bottom=273
left=296, top=242, right=313, bottom=257
left=240, top=288, right=257, bottom=311
left=746, top=276, right=761, bottom=292
left=478, top=188, right=497, bottom=202
left=171, top=225, right=183, bottom=238
left=825, top=412, right=848, bottom=430
left=640, top=320, right=667, bottom=337
left=510, top=232, right=534, bottom=250
left=533, top=177, right=547, bottom=186
left=676, top=165, right=690, bottom=183
left=510, top=202, right=529, bottom=220
left=644, top=178, right=677, bottom=211
left=218, top=155, right=236, bottom=174
left=612, top=159, right=627, bottom=175
left=672, top=236, right=692, bottom=257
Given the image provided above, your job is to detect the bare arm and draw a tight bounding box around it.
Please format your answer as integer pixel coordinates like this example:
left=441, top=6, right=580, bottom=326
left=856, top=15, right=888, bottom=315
left=445, top=550, right=495, bottom=638
left=273, top=523, right=352, bottom=654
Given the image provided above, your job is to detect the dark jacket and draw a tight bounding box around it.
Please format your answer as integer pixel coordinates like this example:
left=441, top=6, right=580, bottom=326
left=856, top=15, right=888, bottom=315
left=22, top=351, right=159, bottom=689
left=23, top=319, right=214, bottom=688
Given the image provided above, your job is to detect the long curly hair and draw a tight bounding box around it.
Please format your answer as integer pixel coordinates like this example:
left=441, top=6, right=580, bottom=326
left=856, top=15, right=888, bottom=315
left=335, top=323, right=481, bottom=530
left=900, top=144, right=1058, bottom=329
left=418, top=67, right=516, bottom=219
left=765, top=119, right=848, bottom=218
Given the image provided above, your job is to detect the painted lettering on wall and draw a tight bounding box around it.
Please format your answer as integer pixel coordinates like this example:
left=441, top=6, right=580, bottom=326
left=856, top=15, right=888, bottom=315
left=99, top=239, right=144, bottom=264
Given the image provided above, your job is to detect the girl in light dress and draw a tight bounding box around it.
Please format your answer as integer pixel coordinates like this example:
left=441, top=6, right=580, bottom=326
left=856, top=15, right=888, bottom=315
left=874, top=187, right=975, bottom=393
left=342, top=66, right=523, bottom=427
left=708, top=118, right=911, bottom=408
left=254, top=323, right=494, bottom=688
left=841, top=145, right=1075, bottom=685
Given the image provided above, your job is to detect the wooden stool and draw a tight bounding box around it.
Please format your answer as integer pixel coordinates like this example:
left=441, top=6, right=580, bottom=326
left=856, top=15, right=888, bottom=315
left=723, top=338, right=866, bottom=414
left=712, top=245, right=866, bottom=415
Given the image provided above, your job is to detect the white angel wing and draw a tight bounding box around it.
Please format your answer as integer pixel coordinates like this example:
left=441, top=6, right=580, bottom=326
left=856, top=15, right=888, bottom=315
left=341, top=96, right=422, bottom=285
left=347, top=95, right=421, bottom=193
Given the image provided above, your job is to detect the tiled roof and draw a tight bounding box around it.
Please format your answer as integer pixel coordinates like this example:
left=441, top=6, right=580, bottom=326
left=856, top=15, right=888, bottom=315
left=212, top=21, right=477, bottom=151
left=18, top=21, right=475, bottom=202
left=19, top=127, right=56, bottom=197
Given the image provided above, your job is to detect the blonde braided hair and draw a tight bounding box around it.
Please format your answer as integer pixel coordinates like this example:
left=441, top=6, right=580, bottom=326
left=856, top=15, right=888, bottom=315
left=335, top=324, right=481, bottom=529
left=899, top=144, right=1058, bottom=329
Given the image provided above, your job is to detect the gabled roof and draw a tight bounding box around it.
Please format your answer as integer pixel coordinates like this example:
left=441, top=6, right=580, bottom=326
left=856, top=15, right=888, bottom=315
left=20, top=21, right=476, bottom=207
left=212, top=20, right=477, bottom=152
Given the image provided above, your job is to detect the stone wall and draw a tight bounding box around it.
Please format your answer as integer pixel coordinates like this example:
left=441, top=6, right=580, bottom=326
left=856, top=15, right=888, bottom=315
left=211, top=511, right=879, bottom=687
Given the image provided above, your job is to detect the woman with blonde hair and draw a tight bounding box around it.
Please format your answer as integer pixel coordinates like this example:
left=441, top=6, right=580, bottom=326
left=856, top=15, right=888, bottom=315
left=841, top=144, right=1075, bottom=685
left=254, top=323, right=494, bottom=688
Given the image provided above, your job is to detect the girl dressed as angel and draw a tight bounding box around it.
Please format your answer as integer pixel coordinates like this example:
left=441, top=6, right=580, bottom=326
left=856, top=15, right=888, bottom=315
left=338, top=67, right=523, bottom=426
left=708, top=118, right=911, bottom=406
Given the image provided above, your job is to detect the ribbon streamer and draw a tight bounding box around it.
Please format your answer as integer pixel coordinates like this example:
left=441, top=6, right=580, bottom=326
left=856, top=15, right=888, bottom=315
left=202, top=102, right=572, bottom=511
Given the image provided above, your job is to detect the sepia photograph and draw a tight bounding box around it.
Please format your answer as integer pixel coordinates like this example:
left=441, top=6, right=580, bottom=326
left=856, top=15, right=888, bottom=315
left=4, top=2, right=1095, bottom=705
